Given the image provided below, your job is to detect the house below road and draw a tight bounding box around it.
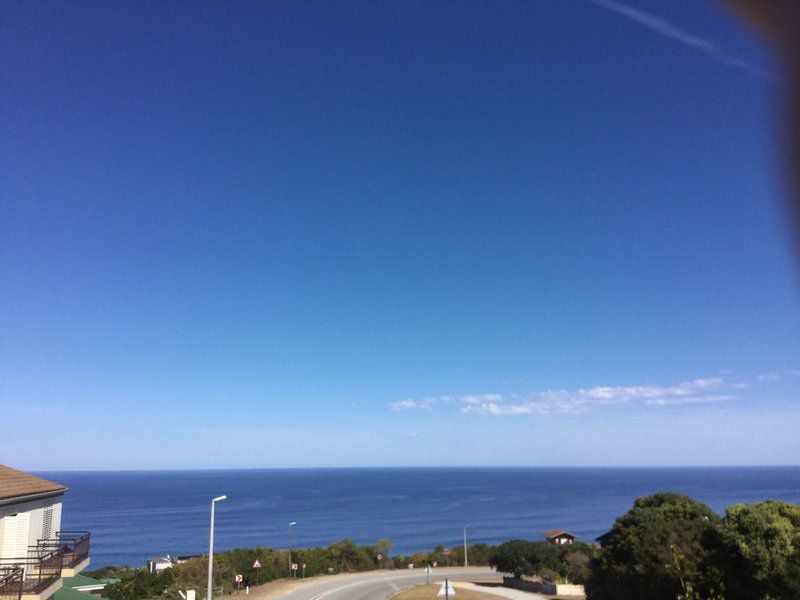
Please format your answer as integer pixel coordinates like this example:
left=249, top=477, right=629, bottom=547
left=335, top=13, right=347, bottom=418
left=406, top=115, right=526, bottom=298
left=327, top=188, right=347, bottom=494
left=544, top=529, right=577, bottom=545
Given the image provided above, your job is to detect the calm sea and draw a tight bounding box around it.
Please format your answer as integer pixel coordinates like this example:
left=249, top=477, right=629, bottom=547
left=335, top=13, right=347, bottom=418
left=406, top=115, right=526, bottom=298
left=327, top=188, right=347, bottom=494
left=39, top=467, right=800, bottom=569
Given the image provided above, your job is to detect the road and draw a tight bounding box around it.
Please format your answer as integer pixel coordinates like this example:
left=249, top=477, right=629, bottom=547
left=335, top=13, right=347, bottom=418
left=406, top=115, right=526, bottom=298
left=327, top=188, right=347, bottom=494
left=273, top=567, right=497, bottom=600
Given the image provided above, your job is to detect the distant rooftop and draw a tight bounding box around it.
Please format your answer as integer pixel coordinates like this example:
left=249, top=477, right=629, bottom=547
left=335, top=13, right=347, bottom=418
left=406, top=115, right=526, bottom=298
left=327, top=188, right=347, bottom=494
left=0, top=464, right=67, bottom=502
left=544, top=529, right=576, bottom=539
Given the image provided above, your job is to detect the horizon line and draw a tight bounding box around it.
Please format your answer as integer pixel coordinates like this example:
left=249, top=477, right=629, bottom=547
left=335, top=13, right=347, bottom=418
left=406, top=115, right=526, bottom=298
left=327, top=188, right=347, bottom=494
left=31, top=464, right=800, bottom=473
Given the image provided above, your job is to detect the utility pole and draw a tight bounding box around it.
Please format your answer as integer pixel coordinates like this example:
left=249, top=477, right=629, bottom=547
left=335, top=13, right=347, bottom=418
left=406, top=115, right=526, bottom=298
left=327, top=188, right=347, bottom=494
left=207, top=496, right=227, bottom=600
left=288, top=522, right=296, bottom=578
left=463, top=525, right=468, bottom=567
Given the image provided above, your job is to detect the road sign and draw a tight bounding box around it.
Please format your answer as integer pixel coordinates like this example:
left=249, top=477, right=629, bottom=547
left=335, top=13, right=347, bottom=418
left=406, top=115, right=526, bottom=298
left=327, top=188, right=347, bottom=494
left=437, top=579, right=456, bottom=597
left=252, top=559, right=262, bottom=584
left=235, top=575, right=242, bottom=583
left=291, top=563, right=298, bottom=571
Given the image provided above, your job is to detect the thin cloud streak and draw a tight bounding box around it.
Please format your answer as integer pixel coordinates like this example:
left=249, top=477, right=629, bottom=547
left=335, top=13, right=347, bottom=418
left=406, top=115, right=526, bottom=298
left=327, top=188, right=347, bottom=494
left=585, top=0, right=772, bottom=80
left=393, top=377, right=740, bottom=417
left=757, top=369, right=800, bottom=382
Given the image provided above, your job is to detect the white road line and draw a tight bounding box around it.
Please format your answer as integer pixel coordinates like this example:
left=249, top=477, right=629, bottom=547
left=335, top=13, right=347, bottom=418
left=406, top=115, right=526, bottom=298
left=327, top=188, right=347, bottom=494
left=306, top=573, right=428, bottom=599
left=299, top=569, right=495, bottom=600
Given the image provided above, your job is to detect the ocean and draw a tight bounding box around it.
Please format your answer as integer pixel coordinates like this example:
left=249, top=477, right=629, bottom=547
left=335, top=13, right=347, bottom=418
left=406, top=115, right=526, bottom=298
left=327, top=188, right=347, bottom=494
left=39, top=467, right=800, bottom=569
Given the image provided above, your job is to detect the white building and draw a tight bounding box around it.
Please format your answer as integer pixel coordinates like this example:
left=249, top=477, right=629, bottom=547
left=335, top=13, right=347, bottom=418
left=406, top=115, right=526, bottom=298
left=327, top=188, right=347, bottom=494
left=0, top=465, right=91, bottom=600
left=147, top=555, right=174, bottom=574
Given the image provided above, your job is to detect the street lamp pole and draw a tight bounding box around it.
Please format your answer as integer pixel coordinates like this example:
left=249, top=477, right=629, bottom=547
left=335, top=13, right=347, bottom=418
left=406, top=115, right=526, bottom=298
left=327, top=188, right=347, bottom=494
left=463, top=525, right=468, bottom=567
left=207, top=495, right=227, bottom=600
left=288, top=522, right=296, bottom=578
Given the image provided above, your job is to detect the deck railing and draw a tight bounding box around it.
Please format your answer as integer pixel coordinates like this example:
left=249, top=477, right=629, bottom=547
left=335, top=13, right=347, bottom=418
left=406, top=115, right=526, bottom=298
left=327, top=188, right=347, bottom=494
left=0, top=548, right=63, bottom=595
left=0, top=567, right=23, bottom=600
left=35, top=532, right=90, bottom=569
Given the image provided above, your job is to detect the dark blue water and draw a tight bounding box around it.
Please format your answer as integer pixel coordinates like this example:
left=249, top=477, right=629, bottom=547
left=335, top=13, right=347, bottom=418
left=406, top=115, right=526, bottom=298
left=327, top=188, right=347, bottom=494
left=40, top=467, right=800, bottom=569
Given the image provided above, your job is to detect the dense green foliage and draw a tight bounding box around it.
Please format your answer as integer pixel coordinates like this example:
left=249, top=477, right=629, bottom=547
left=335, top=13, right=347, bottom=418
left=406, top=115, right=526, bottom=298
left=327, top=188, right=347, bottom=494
left=586, top=493, right=722, bottom=600
left=586, top=494, right=800, bottom=600
left=488, top=540, right=596, bottom=582
left=84, top=565, right=136, bottom=580
left=709, top=500, right=800, bottom=600
left=489, top=540, right=560, bottom=578
left=103, top=569, right=174, bottom=600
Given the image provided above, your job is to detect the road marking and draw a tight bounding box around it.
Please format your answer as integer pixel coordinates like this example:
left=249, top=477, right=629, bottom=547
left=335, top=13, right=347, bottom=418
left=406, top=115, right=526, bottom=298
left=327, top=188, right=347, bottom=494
left=307, top=573, right=430, bottom=600
left=303, top=569, right=495, bottom=600
left=380, top=573, right=401, bottom=592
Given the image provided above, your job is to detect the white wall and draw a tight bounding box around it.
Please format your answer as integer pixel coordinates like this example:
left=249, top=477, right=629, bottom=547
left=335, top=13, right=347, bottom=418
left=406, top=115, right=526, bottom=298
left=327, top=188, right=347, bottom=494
left=0, top=496, right=63, bottom=559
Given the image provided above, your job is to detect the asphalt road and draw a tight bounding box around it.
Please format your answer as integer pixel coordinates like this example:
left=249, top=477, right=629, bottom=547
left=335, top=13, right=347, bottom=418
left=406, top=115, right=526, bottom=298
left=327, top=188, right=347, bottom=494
left=275, top=567, right=497, bottom=600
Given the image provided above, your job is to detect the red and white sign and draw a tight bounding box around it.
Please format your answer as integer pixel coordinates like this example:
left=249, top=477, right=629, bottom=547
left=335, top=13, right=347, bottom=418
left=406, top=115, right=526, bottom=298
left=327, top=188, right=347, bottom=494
left=235, top=575, right=243, bottom=583
left=253, top=560, right=261, bottom=569
left=291, top=563, right=298, bottom=571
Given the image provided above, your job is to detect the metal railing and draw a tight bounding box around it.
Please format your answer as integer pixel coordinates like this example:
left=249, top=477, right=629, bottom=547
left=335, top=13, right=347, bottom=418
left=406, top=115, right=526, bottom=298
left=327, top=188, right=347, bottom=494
left=35, top=532, right=90, bottom=570
left=0, top=548, right=63, bottom=595
left=0, top=567, right=23, bottom=600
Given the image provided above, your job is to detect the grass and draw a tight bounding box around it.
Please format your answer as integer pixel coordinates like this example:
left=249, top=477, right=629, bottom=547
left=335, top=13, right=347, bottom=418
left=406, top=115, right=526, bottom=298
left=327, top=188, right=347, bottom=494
left=390, top=583, right=499, bottom=599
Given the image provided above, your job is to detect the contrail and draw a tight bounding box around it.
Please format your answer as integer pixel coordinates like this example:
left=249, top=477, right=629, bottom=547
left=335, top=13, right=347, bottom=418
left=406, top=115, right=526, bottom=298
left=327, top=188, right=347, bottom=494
left=585, top=0, right=773, bottom=80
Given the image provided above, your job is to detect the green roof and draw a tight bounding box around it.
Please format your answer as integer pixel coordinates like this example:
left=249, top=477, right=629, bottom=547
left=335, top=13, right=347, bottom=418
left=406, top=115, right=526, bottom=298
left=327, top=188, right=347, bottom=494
left=55, top=574, right=108, bottom=600
left=54, top=585, right=97, bottom=600
left=61, top=576, right=103, bottom=588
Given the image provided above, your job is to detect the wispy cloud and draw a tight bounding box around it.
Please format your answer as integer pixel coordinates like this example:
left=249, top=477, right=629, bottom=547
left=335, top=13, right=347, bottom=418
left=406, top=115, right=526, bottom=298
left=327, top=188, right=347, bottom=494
left=391, top=394, right=496, bottom=411
left=390, top=399, right=428, bottom=411
left=395, top=377, right=740, bottom=417
left=585, top=0, right=772, bottom=80
left=643, top=394, right=736, bottom=407
left=757, top=369, right=800, bottom=382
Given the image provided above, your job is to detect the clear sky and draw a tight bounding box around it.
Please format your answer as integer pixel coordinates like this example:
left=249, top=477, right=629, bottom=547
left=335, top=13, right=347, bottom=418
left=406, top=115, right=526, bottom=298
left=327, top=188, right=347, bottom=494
left=2, top=0, right=799, bottom=470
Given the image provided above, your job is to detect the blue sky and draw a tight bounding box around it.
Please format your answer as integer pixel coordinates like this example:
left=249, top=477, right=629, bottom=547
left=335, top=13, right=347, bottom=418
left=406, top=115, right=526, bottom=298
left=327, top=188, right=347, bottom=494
left=2, top=0, right=798, bottom=469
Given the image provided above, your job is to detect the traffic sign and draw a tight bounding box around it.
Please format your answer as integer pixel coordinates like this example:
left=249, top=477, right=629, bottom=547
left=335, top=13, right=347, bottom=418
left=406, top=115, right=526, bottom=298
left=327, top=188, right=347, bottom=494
left=252, top=560, right=261, bottom=569
left=291, top=563, right=298, bottom=571
left=438, top=579, right=456, bottom=597
left=235, top=575, right=243, bottom=583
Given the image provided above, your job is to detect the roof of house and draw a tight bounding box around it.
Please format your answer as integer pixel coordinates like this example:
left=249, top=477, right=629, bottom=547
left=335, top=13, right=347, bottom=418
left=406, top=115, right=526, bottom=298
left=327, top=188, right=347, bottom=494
left=544, top=529, right=577, bottom=539
left=54, top=585, right=97, bottom=600
left=61, top=576, right=103, bottom=588
left=595, top=531, right=613, bottom=542
left=0, top=464, right=67, bottom=502
left=55, top=575, right=106, bottom=600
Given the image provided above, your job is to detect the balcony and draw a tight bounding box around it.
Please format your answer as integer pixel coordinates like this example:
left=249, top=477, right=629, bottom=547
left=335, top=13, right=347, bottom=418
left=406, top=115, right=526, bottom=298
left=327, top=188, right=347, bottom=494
left=0, top=567, right=24, bottom=600
left=35, top=533, right=91, bottom=577
left=0, top=548, right=63, bottom=600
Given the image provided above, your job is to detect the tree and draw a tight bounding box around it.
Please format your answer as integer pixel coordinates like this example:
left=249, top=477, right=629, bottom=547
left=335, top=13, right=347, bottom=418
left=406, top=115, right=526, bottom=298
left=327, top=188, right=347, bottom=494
left=489, top=540, right=561, bottom=579
left=374, top=539, right=393, bottom=568
left=586, top=493, right=721, bottom=600
left=709, top=500, right=800, bottom=600
left=560, top=541, right=597, bottom=583
left=104, top=568, right=174, bottom=600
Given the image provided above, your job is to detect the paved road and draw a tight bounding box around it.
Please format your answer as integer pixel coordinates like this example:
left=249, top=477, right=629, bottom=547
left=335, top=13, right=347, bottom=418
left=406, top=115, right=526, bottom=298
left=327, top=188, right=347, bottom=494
left=274, top=567, right=497, bottom=600
left=455, top=582, right=545, bottom=600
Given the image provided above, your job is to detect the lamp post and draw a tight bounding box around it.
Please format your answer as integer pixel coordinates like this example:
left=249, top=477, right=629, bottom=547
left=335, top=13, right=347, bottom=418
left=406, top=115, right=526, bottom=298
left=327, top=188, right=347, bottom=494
left=207, top=495, right=227, bottom=600
left=463, top=525, right=469, bottom=567
left=288, top=522, right=296, bottom=578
